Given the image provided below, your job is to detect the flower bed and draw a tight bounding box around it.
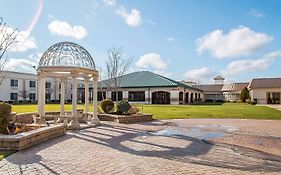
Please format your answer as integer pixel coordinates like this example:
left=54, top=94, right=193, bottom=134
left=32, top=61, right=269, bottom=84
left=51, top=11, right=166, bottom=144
left=98, top=113, right=153, bottom=124
left=0, top=125, right=66, bottom=150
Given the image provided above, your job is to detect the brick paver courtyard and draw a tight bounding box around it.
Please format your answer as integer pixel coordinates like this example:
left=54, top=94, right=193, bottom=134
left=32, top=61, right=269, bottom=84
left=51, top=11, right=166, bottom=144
left=1, top=119, right=281, bottom=175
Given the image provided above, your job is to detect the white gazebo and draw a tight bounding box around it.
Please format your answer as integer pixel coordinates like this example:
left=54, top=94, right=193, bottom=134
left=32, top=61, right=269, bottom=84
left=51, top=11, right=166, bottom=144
left=36, top=41, right=100, bottom=129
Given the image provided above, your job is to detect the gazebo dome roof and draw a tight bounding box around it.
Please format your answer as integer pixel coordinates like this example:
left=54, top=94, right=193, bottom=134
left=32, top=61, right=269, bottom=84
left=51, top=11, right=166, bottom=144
left=38, top=41, right=96, bottom=70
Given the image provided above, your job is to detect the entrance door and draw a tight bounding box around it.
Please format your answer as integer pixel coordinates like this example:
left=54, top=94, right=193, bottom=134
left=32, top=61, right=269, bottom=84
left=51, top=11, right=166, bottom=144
left=152, top=91, right=170, bottom=104
left=267, top=92, right=281, bottom=104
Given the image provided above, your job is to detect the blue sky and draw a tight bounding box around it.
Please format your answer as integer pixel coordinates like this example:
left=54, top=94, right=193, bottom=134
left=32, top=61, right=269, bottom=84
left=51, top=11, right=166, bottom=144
left=1, top=0, right=281, bottom=83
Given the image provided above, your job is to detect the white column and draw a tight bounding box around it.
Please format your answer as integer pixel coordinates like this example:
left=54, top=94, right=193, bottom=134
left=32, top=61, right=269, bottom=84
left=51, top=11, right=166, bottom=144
left=60, top=77, right=66, bottom=116
left=90, top=76, right=100, bottom=125
left=69, top=73, right=80, bottom=129
left=170, top=90, right=179, bottom=105
left=84, top=78, right=90, bottom=120
left=37, top=75, right=46, bottom=124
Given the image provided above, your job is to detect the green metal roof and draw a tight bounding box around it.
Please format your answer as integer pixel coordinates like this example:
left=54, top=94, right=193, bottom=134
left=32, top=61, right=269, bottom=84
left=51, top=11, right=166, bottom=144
left=95, top=71, right=202, bottom=91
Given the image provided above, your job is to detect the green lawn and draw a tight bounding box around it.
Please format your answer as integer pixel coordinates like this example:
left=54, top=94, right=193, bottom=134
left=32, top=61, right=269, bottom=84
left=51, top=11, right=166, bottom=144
left=11, top=103, right=281, bottom=120
left=137, top=103, right=281, bottom=120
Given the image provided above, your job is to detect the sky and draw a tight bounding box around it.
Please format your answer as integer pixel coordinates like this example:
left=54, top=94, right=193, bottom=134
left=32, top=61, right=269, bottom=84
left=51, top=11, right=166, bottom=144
left=0, top=0, right=281, bottom=84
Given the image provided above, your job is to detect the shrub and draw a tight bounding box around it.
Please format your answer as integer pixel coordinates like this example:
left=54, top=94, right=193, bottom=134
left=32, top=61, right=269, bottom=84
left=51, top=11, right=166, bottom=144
left=128, top=106, right=139, bottom=115
left=240, top=87, right=250, bottom=103
left=0, top=102, right=12, bottom=133
left=116, top=100, right=131, bottom=115
left=100, top=99, right=114, bottom=113
left=249, top=101, right=257, bottom=105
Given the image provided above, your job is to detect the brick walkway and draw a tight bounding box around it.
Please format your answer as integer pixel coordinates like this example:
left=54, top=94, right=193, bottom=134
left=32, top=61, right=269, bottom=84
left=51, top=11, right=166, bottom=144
left=0, top=119, right=281, bottom=175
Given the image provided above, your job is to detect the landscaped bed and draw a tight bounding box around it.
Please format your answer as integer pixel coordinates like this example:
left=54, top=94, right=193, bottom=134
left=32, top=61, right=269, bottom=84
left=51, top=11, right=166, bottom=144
left=98, top=113, right=153, bottom=123
left=0, top=102, right=67, bottom=151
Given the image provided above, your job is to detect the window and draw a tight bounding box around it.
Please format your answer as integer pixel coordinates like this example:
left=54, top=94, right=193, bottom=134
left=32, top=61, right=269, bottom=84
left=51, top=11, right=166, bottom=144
left=46, top=93, right=51, bottom=102
left=10, top=79, right=18, bottom=87
left=128, top=91, right=145, bottom=102
left=98, top=91, right=106, bottom=101
left=118, top=91, right=123, bottom=101
left=10, top=93, right=18, bottom=101
left=45, top=82, right=51, bottom=88
left=111, top=91, right=116, bottom=101
left=29, top=81, right=36, bottom=88
left=29, top=93, right=36, bottom=101
left=111, top=91, right=123, bottom=101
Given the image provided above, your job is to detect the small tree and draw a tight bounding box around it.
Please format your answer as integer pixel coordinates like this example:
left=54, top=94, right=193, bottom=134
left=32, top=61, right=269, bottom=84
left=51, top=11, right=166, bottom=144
left=240, top=87, right=250, bottom=103
left=105, top=47, right=132, bottom=102
left=0, top=17, right=18, bottom=85
left=18, top=90, right=30, bottom=101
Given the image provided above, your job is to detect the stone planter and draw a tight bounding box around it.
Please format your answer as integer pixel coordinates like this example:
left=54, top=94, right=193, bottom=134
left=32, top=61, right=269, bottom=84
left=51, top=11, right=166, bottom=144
left=0, top=125, right=66, bottom=150
left=98, top=113, right=153, bottom=124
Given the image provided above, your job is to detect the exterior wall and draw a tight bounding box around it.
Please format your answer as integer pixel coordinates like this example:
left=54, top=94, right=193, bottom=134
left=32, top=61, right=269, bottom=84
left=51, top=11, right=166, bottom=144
left=0, top=71, right=84, bottom=102
left=251, top=88, right=281, bottom=104
left=98, top=86, right=202, bottom=105
left=170, top=90, right=179, bottom=105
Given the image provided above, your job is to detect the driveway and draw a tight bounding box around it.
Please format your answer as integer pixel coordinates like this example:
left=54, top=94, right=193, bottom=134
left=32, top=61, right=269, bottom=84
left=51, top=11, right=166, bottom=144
left=0, top=119, right=281, bottom=175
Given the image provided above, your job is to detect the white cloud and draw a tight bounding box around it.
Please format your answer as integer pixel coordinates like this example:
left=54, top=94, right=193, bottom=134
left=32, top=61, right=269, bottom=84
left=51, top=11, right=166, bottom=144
left=103, top=0, right=116, bottom=6
left=196, top=26, right=273, bottom=59
left=116, top=7, right=142, bottom=27
left=185, top=67, right=213, bottom=82
left=0, top=25, right=37, bottom=52
left=248, top=9, right=265, bottom=18
left=223, top=50, right=281, bottom=76
left=5, top=53, right=42, bottom=73
left=166, top=37, right=176, bottom=42
left=48, top=20, right=87, bottom=40
left=136, top=53, right=168, bottom=70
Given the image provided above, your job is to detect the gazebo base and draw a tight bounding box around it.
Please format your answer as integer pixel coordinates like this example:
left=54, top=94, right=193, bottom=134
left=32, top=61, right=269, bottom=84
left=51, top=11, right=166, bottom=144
left=68, top=118, right=81, bottom=129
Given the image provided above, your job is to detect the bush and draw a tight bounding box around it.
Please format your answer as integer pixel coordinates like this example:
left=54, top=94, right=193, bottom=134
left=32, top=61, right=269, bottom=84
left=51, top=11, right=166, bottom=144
left=0, top=102, right=12, bottom=133
left=240, top=87, right=250, bottom=103
left=116, top=100, right=131, bottom=115
left=100, top=99, right=114, bottom=113
left=128, top=106, right=139, bottom=115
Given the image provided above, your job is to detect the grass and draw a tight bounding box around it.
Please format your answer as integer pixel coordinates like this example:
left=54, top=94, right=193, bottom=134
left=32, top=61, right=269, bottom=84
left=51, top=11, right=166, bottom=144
left=11, top=103, right=281, bottom=120
left=136, top=103, right=281, bottom=120
left=0, top=150, right=16, bottom=160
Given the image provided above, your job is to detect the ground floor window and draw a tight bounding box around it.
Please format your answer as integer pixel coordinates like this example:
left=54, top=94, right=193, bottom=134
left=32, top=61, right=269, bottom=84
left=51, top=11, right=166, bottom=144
left=152, top=91, right=170, bottom=104
left=128, top=91, right=145, bottom=102
left=98, top=91, right=106, bottom=101
left=267, top=92, right=280, bottom=104
left=204, top=94, right=224, bottom=102
left=111, top=91, right=123, bottom=101
left=46, top=93, right=51, bottom=102
left=29, top=93, right=36, bottom=101
left=10, top=93, right=18, bottom=101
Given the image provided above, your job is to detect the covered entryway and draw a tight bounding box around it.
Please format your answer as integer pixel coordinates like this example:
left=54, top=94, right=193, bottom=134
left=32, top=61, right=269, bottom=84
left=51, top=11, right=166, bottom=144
left=267, top=92, right=281, bottom=104
left=185, top=92, right=189, bottom=103
left=152, top=91, right=170, bottom=104
left=179, top=91, right=184, bottom=104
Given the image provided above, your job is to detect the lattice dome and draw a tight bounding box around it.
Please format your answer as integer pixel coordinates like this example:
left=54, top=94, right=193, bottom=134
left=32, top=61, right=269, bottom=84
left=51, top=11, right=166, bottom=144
left=38, top=41, right=96, bottom=70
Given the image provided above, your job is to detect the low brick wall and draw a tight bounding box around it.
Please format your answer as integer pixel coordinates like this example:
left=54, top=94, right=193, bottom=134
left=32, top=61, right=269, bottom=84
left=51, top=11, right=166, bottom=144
left=98, top=113, right=153, bottom=124
left=0, top=125, right=66, bottom=150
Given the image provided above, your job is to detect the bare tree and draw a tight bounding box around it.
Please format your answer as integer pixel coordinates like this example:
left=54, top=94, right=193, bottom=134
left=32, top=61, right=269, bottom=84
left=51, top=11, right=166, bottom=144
left=0, top=17, right=18, bottom=85
left=105, top=47, right=132, bottom=102
left=18, top=90, right=30, bottom=101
